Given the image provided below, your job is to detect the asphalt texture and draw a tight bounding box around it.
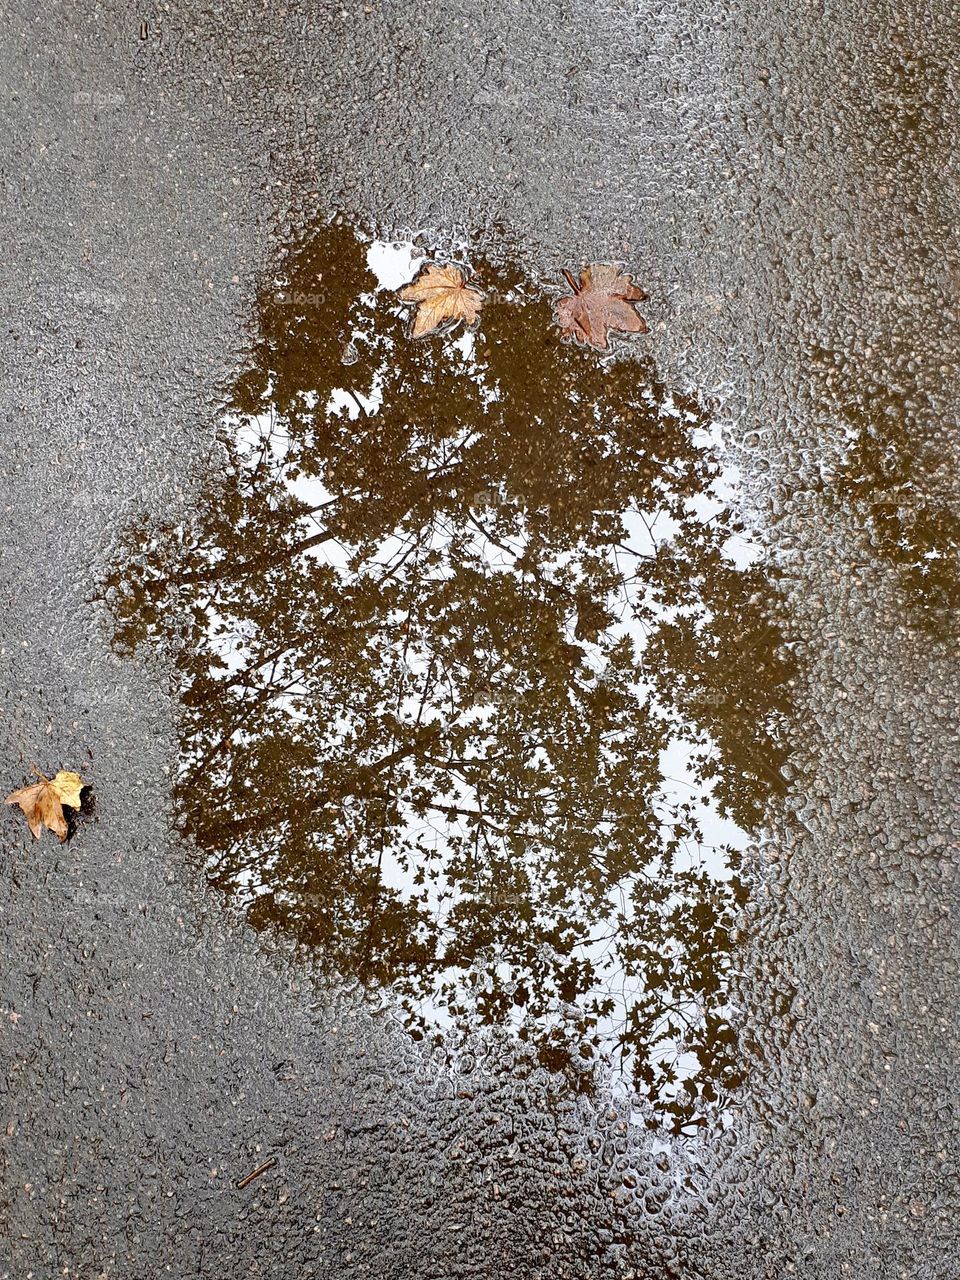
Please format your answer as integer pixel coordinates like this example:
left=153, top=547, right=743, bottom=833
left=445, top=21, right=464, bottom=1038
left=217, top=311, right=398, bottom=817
left=2, top=1, right=960, bottom=1277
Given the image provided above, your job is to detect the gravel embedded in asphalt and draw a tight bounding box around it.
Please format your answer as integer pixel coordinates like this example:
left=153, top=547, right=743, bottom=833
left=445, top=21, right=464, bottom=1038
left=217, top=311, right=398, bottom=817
left=2, top=0, right=960, bottom=1276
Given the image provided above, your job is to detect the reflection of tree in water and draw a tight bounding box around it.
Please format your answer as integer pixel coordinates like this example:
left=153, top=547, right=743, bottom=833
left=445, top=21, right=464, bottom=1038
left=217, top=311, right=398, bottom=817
left=812, top=343, right=960, bottom=641
left=112, top=225, right=794, bottom=1128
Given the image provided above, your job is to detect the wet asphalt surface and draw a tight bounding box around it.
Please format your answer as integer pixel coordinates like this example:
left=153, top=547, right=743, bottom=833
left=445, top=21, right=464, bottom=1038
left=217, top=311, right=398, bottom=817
left=2, top=0, right=960, bottom=1277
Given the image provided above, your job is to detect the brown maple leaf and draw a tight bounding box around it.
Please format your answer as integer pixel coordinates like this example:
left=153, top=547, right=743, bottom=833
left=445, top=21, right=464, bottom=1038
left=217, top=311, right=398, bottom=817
left=555, top=264, right=649, bottom=351
left=6, top=768, right=84, bottom=841
left=398, top=263, right=484, bottom=338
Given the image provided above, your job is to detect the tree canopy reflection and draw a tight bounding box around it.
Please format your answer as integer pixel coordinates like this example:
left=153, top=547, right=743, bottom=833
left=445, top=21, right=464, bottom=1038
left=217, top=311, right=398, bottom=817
left=813, top=342, right=960, bottom=641
left=111, top=224, right=794, bottom=1127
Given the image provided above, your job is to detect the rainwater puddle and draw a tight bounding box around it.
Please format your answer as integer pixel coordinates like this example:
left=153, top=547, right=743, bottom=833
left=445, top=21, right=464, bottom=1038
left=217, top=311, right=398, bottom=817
left=809, top=344, right=960, bottom=640
left=108, top=222, right=796, bottom=1132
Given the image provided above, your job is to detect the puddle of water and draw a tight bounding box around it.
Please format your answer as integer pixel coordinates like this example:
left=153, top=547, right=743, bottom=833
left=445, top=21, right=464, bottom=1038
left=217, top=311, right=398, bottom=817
left=806, top=344, right=960, bottom=643
left=109, top=222, right=795, bottom=1131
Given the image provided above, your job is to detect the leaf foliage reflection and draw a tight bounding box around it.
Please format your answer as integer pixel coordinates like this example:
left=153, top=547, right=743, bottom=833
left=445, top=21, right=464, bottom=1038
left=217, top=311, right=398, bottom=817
left=111, top=225, right=794, bottom=1127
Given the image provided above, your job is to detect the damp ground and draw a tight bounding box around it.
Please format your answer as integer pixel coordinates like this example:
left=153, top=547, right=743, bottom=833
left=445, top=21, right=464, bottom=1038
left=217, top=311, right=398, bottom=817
left=2, top=2, right=960, bottom=1279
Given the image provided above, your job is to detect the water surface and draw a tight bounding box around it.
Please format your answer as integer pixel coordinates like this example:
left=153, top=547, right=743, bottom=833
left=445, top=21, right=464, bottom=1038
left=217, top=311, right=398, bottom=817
left=111, top=222, right=795, bottom=1130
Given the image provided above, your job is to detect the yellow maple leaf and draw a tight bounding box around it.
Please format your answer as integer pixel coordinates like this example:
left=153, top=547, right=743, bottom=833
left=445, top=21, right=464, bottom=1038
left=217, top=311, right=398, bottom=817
left=6, top=768, right=84, bottom=842
left=398, top=263, right=484, bottom=338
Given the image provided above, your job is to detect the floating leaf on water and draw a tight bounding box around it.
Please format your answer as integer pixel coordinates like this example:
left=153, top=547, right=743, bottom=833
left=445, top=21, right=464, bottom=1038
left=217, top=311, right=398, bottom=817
left=555, top=263, right=649, bottom=352
left=398, top=262, right=484, bottom=338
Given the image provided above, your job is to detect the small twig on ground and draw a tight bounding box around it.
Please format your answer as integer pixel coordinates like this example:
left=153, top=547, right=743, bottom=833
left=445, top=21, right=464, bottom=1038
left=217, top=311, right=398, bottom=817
left=235, top=1156, right=277, bottom=1190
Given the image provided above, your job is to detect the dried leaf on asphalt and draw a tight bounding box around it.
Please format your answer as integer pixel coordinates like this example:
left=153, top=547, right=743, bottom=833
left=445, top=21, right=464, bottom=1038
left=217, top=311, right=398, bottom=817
left=6, top=768, right=84, bottom=842
left=555, top=264, right=649, bottom=352
left=398, top=263, right=484, bottom=338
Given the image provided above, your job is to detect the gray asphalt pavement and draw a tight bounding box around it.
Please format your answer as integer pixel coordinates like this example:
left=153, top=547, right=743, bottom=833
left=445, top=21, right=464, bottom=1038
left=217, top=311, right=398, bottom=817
left=2, top=0, right=960, bottom=1276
